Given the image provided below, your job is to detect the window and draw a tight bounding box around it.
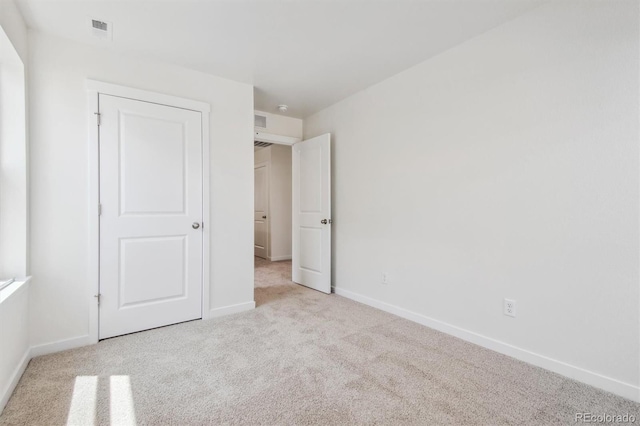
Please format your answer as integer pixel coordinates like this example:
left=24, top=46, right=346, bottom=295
left=0, top=24, right=27, bottom=286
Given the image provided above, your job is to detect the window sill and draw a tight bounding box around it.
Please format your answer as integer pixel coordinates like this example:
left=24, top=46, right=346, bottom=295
left=0, top=276, right=31, bottom=305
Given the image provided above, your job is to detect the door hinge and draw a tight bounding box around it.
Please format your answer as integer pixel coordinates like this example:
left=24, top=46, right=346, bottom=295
left=94, top=293, right=101, bottom=305
left=95, top=112, right=101, bottom=126
left=98, top=204, right=102, bottom=216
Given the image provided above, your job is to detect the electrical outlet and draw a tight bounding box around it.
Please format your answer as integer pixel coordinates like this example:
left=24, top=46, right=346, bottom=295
left=381, top=273, right=389, bottom=285
left=504, top=298, right=516, bottom=317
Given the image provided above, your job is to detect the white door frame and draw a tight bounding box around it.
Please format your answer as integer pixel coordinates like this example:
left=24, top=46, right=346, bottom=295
left=86, top=80, right=211, bottom=344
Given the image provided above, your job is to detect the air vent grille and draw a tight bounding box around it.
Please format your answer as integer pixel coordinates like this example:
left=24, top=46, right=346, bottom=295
left=89, top=17, right=112, bottom=40
left=254, top=141, right=272, bottom=148
left=92, top=20, right=108, bottom=31
left=254, top=114, right=267, bottom=128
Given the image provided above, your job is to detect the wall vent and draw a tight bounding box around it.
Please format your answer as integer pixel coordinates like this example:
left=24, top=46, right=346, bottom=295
left=254, top=141, right=272, bottom=148
left=92, top=20, right=108, bottom=31
left=89, top=18, right=113, bottom=40
left=254, top=114, right=267, bottom=129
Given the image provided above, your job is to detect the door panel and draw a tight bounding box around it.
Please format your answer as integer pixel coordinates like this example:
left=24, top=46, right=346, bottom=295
left=120, top=114, right=186, bottom=215
left=299, top=145, right=322, bottom=212
left=99, top=94, right=203, bottom=339
left=254, top=162, right=269, bottom=258
left=119, top=236, right=187, bottom=307
left=292, top=134, right=331, bottom=293
left=299, top=227, right=322, bottom=272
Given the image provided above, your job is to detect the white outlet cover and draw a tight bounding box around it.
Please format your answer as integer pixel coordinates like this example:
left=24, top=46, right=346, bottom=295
left=504, top=298, right=516, bottom=317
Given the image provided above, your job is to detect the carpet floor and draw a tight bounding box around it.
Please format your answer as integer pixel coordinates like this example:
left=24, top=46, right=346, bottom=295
left=1, top=257, right=638, bottom=425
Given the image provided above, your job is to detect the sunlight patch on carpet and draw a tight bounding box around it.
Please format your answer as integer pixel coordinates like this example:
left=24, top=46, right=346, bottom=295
left=110, top=375, right=137, bottom=426
left=66, top=376, right=97, bottom=426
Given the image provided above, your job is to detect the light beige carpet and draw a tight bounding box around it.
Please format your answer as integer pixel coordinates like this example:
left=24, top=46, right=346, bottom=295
left=1, top=257, right=638, bottom=425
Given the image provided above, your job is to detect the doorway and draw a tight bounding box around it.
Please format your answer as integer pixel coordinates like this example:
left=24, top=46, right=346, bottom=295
left=254, top=143, right=293, bottom=262
left=88, top=81, right=211, bottom=342
left=253, top=141, right=293, bottom=307
left=253, top=133, right=332, bottom=299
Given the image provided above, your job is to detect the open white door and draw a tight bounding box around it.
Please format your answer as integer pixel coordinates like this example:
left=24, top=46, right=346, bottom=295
left=292, top=133, right=331, bottom=293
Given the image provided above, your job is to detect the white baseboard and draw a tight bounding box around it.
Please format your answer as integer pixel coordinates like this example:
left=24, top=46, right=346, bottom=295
left=1, top=335, right=92, bottom=415
left=0, top=349, right=30, bottom=413
left=209, top=301, right=255, bottom=318
left=334, top=286, right=640, bottom=403
left=30, top=335, right=92, bottom=358
left=268, top=255, right=292, bottom=262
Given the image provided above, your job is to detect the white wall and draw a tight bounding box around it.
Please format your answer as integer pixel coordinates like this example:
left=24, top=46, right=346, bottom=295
left=304, top=1, right=639, bottom=401
left=28, top=32, right=255, bottom=347
left=254, top=145, right=271, bottom=165
left=254, top=110, right=302, bottom=139
left=0, top=0, right=28, bottom=64
left=269, top=145, right=292, bottom=260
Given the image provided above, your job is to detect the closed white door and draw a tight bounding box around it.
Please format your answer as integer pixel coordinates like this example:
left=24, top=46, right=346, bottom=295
left=254, top=162, right=269, bottom=259
left=292, top=133, right=331, bottom=293
left=99, top=94, right=203, bottom=339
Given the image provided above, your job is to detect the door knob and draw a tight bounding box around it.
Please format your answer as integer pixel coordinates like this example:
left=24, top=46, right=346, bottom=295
left=192, top=222, right=200, bottom=229
left=262, top=215, right=267, bottom=219
left=321, top=219, right=328, bottom=225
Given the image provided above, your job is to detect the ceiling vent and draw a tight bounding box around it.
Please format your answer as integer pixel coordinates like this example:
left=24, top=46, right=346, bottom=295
left=254, top=114, right=267, bottom=129
left=254, top=141, right=272, bottom=148
left=90, top=18, right=113, bottom=40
